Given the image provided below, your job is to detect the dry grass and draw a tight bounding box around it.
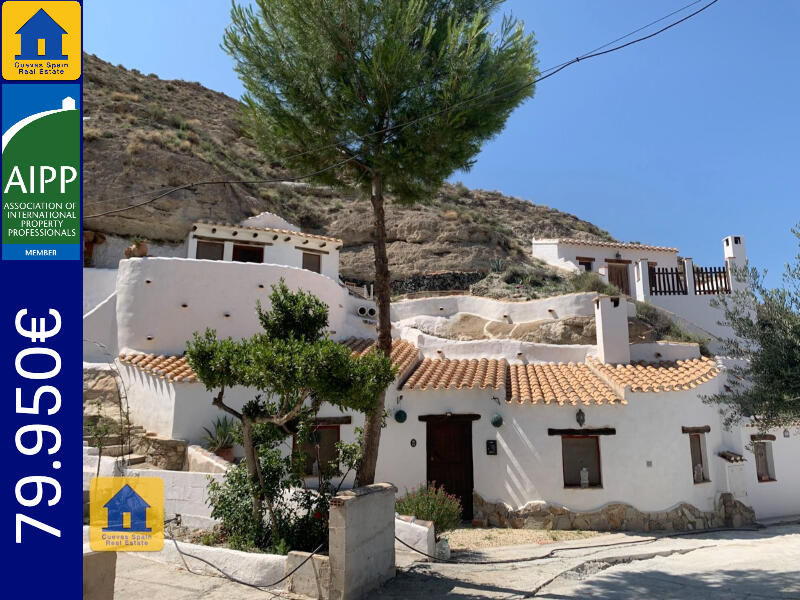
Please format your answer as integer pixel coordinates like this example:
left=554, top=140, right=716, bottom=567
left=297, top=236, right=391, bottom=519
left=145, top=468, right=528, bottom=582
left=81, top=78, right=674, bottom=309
left=446, top=526, right=601, bottom=551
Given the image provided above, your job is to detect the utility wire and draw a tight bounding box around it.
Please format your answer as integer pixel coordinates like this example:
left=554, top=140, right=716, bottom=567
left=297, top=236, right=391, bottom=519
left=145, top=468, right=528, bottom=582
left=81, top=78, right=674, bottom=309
left=83, top=0, right=703, bottom=212
left=164, top=517, right=324, bottom=596
left=83, top=0, right=720, bottom=218
left=83, top=157, right=356, bottom=218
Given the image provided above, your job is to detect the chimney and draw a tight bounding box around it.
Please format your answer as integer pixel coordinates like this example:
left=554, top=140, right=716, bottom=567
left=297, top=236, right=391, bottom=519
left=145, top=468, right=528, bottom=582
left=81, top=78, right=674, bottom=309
left=722, top=235, right=747, bottom=292
left=594, top=295, right=630, bottom=364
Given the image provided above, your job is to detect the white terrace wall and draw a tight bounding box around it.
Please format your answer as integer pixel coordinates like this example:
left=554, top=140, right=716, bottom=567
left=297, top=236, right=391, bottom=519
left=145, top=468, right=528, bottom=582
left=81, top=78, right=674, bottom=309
left=83, top=267, right=118, bottom=314
left=396, top=327, right=596, bottom=364
left=114, top=257, right=374, bottom=355
left=83, top=293, right=118, bottom=363
left=391, top=292, right=602, bottom=323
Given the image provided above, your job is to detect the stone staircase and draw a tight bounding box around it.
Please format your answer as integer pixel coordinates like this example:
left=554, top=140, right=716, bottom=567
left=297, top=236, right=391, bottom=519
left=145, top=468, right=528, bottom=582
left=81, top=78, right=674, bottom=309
left=83, top=365, right=187, bottom=470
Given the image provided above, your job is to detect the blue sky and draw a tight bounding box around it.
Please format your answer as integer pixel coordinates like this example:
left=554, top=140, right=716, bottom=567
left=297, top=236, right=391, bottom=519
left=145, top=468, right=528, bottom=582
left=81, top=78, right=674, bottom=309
left=85, top=0, right=799, bottom=287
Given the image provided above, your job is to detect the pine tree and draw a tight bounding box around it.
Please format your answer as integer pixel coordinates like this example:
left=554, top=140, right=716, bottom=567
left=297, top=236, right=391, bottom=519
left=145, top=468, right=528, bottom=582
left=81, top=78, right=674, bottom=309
left=224, top=0, right=537, bottom=484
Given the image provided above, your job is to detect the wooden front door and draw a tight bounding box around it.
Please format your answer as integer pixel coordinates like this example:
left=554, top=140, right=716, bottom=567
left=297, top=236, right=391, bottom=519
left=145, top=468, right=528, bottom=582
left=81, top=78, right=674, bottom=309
left=607, top=264, right=630, bottom=295
left=426, top=418, right=474, bottom=520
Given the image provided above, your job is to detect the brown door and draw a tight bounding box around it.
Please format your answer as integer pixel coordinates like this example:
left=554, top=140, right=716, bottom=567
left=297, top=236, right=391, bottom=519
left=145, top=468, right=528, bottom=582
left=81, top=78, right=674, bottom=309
left=607, top=264, right=630, bottom=295
left=426, top=418, right=473, bottom=520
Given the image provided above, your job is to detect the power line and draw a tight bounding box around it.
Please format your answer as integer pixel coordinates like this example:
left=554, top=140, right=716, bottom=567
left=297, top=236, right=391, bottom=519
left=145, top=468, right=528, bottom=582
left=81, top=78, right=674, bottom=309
left=85, top=1, right=705, bottom=212
left=83, top=157, right=356, bottom=218
left=83, top=0, right=720, bottom=218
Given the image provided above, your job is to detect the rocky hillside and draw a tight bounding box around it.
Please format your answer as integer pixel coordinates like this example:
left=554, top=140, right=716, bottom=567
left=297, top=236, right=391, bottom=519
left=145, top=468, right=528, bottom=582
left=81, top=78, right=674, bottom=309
left=83, top=53, right=614, bottom=281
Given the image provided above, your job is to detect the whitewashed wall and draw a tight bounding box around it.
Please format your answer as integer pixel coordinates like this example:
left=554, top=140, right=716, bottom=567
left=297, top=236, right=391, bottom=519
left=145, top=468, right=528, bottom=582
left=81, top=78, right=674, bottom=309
left=83, top=268, right=118, bottom=314
left=114, top=257, right=374, bottom=355
left=391, top=292, right=605, bottom=323
left=188, top=222, right=341, bottom=281
left=83, top=293, right=118, bottom=363
left=375, top=378, right=732, bottom=514
left=397, top=327, right=596, bottom=363
left=733, top=426, right=800, bottom=519
left=530, top=240, right=679, bottom=273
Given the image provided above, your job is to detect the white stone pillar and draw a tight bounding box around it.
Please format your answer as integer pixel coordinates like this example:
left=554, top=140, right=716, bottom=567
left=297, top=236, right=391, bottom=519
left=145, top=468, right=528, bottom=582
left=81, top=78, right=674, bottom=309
left=222, top=241, right=234, bottom=262
left=634, top=259, right=650, bottom=301
left=723, top=235, right=748, bottom=292
left=683, top=257, right=695, bottom=296
left=187, top=235, right=198, bottom=259
left=597, top=264, right=609, bottom=284
left=594, top=295, right=631, bottom=365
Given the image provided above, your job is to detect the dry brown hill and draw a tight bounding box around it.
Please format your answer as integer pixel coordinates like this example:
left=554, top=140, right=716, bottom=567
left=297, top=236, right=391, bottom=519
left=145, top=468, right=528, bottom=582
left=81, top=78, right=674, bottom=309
left=82, top=53, right=613, bottom=282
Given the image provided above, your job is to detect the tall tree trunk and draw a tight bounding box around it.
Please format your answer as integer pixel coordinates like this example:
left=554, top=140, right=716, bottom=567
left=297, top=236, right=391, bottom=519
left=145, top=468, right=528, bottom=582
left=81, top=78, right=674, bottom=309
left=241, top=417, right=279, bottom=548
left=357, top=173, right=391, bottom=486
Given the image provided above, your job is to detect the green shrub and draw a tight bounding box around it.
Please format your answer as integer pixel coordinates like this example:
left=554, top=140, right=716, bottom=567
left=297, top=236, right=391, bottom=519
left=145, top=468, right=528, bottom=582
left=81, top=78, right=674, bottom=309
left=569, top=271, right=619, bottom=295
left=396, top=484, right=462, bottom=539
left=635, top=301, right=711, bottom=356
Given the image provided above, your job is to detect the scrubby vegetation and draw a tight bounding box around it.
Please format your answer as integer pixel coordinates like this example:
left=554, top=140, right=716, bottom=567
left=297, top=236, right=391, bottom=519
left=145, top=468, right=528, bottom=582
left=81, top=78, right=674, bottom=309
left=634, top=301, right=711, bottom=356
left=396, top=484, right=463, bottom=540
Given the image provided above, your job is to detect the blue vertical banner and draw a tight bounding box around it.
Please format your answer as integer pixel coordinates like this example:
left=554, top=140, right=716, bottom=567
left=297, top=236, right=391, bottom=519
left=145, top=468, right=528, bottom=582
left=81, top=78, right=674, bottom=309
left=1, top=1, right=82, bottom=598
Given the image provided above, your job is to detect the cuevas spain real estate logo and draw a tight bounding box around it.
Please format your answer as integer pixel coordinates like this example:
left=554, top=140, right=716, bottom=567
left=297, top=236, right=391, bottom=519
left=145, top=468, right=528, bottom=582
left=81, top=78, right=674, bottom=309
left=2, top=84, right=80, bottom=260
left=89, top=477, right=164, bottom=552
left=2, top=1, right=81, bottom=80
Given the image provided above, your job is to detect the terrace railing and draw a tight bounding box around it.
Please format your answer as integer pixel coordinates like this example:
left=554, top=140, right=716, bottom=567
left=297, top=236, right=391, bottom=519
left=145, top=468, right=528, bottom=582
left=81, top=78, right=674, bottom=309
left=693, top=266, right=730, bottom=295
left=648, top=266, right=688, bottom=296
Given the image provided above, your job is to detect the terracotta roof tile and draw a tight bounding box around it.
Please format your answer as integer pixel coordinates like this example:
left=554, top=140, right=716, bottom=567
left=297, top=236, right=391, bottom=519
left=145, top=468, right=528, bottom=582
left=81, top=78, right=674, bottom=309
left=195, top=221, right=342, bottom=244
left=402, top=357, right=507, bottom=391
left=588, top=357, right=720, bottom=393
left=118, top=353, right=198, bottom=383
left=717, top=451, right=746, bottom=463
left=340, top=338, right=419, bottom=379
left=507, top=362, right=622, bottom=406
left=120, top=338, right=420, bottom=385
left=553, top=238, right=679, bottom=253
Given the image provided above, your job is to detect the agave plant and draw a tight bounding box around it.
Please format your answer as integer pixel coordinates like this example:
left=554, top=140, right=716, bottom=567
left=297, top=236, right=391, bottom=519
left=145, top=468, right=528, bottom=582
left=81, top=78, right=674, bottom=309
left=202, top=416, right=237, bottom=453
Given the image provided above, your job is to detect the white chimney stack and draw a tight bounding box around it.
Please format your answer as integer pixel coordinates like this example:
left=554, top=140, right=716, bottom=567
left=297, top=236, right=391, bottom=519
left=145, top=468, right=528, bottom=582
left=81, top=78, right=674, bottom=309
left=723, top=235, right=747, bottom=292
left=594, top=295, right=630, bottom=365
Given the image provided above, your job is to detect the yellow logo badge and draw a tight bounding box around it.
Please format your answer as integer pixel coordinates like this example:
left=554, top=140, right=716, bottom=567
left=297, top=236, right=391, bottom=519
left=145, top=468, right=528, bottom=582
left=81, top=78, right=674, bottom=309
left=2, top=1, right=81, bottom=80
left=89, top=477, right=164, bottom=552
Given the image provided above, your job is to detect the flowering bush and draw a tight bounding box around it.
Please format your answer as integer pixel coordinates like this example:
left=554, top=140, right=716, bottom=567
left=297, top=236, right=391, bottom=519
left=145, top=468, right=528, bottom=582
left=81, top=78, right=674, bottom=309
left=396, top=484, right=462, bottom=539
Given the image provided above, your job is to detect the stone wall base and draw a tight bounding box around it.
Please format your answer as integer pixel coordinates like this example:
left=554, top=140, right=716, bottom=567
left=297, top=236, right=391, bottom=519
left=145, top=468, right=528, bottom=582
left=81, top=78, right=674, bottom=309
left=134, top=435, right=187, bottom=470
left=473, top=492, right=754, bottom=532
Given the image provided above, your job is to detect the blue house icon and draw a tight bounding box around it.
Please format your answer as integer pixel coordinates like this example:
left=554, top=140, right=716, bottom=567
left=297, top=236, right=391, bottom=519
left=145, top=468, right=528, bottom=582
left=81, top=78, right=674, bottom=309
left=103, top=484, right=151, bottom=532
left=15, top=9, right=68, bottom=60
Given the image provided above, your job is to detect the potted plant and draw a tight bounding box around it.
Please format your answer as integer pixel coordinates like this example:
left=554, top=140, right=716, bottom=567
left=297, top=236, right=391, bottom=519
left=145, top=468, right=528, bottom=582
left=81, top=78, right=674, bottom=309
left=124, top=236, right=149, bottom=259
left=202, top=416, right=237, bottom=462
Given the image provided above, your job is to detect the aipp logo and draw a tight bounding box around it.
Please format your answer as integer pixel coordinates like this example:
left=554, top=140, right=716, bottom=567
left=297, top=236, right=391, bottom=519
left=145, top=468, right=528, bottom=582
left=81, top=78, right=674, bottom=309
left=89, top=477, right=164, bottom=552
left=2, top=1, right=81, bottom=80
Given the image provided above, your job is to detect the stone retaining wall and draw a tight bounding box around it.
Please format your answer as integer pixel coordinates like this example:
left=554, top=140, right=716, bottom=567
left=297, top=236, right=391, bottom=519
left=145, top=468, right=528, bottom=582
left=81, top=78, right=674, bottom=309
left=472, top=492, right=755, bottom=532
left=134, top=435, right=187, bottom=470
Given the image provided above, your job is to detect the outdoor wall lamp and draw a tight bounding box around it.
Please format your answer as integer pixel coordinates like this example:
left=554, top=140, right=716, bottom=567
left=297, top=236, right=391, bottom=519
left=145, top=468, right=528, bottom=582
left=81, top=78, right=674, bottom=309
left=576, top=409, right=586, bottom=427
left=491, top=413, right=503, bottom=428
left=394, top=409, right=407, bottom=424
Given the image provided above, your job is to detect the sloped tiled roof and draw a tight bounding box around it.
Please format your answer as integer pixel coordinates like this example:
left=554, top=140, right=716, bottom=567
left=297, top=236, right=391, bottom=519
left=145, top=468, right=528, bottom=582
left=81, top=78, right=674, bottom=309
left=402, top=357, right=507, bottom=391
left=340, top=338, right=419, bottom=379
left=118, top=353, right=198, bottom=383
left=548, top=238, right=679, bottom=253
left=120, top=338, right=420, bottom=385
left=507, top=362, right=622, bottom=406
left=588, top=357, right=720, bottom=392
left=718, top=451, right=746, bottom=463
left=194, top=220, right=342, bottom=244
